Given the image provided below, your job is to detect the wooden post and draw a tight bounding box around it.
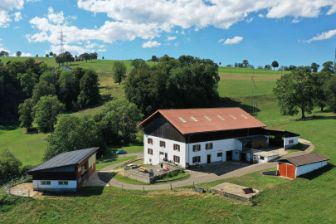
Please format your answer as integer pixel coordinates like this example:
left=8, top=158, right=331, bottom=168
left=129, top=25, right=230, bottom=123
left=170, top=183, right=172, bottom=191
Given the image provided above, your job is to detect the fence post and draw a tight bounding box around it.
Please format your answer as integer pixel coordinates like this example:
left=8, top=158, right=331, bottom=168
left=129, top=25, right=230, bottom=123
left=143, top=186, right=145, bottom=192
left=170, top=183, right=172, bottom=191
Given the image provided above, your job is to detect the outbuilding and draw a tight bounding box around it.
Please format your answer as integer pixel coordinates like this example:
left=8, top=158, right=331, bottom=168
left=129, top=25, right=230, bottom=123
left=277, top=153, right=328, bottom=179
left=28, top=147, right=98, bottom=192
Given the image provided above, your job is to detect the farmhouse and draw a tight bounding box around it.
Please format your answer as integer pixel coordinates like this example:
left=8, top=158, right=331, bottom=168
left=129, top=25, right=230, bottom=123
left=277, top=153, right=329, bottom=179
left=28, top=147, right=98, bottom=192
left=139, top=108, right=299, bottom=168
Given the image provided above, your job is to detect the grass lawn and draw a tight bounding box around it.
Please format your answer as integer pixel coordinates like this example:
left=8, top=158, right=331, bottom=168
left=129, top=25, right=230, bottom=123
left=96, top=155, right=137, bottom=171
left=199, top=169, right=288, bottom=191
left=113, top=173, right=148, bottom=185
left=156, top=170, right=191, bottom=183
left=0, top=126, right=47, bottom=166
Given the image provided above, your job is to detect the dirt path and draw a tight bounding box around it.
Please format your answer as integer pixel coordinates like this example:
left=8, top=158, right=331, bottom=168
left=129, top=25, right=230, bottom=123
left=87, top=138, right=314, bottom=191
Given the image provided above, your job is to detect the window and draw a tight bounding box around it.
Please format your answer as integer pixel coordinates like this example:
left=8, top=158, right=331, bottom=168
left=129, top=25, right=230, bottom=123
left=58, top=181, right=68, bottom=185
left=260, top=156, right=265, bottom=160
left=147, top=138, right=153, bottom=144
left=205, top=143, right=213, bottom=150
left=173, top=144, right=180, bottom=152
left=160, top=141, right=166, bottom=148
left=192, top=144, right=201, bottom=152
left=173, top=155, right=180, bottom=163
left=41, top=181, right=51, bottom=185
left=289, top=139, right=294, bottom=144
left=192, top=156, right=201, bottom=163
left=148, top=148, right=153, bottom=155
left=217, top=152, right=223, bottom=157
left=159, top=152, right=164, bottom=155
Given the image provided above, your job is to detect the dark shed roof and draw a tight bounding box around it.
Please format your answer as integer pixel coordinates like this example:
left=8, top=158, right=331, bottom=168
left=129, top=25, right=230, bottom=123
left=278, top=153, right=328, bottom=166
left=28, top=147, right=99, bottom=173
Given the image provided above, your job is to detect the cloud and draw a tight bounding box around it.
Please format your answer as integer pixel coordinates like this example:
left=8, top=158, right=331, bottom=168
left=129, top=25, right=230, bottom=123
left=47, top=7, right=64, bottom=25
left=0, top=0, right=24, bottom=27
left=220, top=36, right=243, bottom=45
left=14, top=12, right=22, bottom=22
left=28, top=1, right=336, bottom=52
left=142, top=40, right=161, bottom=48
left=307, top=29, right=336, bottom=42
left=77, top=0, right=336, bottom=30
left=167, top=36, right=176, bottom=41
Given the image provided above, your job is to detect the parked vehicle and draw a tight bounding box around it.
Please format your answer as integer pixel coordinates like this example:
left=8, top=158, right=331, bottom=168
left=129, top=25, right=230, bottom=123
left=115, top=149, right=127, bottom=155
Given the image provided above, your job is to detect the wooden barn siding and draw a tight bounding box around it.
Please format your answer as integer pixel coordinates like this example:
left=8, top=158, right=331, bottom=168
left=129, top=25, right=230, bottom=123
left=186, top=128, right=265, bottom=143
left=144, top=114, right=186, bottom=142
left=32, top=171, right=77, bottom=180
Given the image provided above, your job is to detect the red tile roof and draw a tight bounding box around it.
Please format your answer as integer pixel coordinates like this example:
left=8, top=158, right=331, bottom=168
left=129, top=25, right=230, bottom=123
left=139, top=108, right=266, bottom=135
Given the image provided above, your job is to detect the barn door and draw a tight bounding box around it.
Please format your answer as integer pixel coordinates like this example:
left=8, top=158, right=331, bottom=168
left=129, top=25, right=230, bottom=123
left=279, top=163, right=296, bottom=179
left=286, top=164, right=295, bottom=179
left=279, top=163, right=287, bottom=177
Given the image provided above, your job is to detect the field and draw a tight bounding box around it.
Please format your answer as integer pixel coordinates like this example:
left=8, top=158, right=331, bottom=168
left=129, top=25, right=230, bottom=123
left=1, top=57, right=336, bottom=223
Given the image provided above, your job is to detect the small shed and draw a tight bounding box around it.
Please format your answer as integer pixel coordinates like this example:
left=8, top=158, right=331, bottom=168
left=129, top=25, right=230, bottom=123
left=28, top=147, right=98, bottom=192
left=277, top=153, right=328, bottom=179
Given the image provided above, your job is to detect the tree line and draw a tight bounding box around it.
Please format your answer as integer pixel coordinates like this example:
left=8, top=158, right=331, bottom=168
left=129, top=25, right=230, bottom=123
left=0, top=58, right=100, bottom=131
left=274, top=67, right=336, bottom=119
left=18, top=66, right=100, bottom=133
left=55, top=51, right=98, bottom=65
left=123, top=55, right=220, bottom=115
left=45, top=98, right=142, bottom=160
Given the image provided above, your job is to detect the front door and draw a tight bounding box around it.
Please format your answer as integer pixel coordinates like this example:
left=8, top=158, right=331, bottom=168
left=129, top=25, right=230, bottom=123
left=207, top=154, right=211, bottom=164
left=226, top=151, right=233, bottom=161
left=164, top=153, right=168, bottom=161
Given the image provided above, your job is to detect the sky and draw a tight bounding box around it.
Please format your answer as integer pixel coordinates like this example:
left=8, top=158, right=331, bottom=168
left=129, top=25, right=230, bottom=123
left=0, top=0, right=336, bottom=66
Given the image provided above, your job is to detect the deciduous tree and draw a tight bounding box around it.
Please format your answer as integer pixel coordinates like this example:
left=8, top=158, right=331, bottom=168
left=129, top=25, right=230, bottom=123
left=274, top=69, right=314, bottom=119
left=18, top=98, right=34, bottom=131
left=112, top=61, right=127, bottom=84
left=34, top=95, right=64, bottom=132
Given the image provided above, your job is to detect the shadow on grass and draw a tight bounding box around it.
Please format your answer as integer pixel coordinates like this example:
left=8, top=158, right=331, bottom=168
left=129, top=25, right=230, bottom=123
left=262, top=170, right=278, bottom=176
left=0, top=123, right=19, bottom=130
left=295, top=115, right=336, bottom=121
left=42, top=186, right=106, bottom=197
left=97, top=172, right=116, bottom=183
left=213, top=97, right=260, bottom=115
left=299, top=164, right=335, bottom=180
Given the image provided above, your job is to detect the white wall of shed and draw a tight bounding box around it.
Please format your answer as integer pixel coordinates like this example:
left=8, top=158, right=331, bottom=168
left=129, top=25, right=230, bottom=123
left=284, top=137, right=299, bottom=149
left=296, top=161, right=328, bottom=176
left=32, top=180, right=77, bottom=191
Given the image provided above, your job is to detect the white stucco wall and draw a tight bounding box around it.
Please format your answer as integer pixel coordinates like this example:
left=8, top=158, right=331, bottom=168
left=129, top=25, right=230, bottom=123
left=144, top=135, right=243, bottom=167
left=284, top=137, right=299, bottom=149
left=144, top=135, right=187, bottom=167
left=32, top=180, right=77, bottom=192
left=296, top=161, right=328, bottom=176
left=254, top=154, right=278, bottom=163
left=186, top=138, right=242, bottom=165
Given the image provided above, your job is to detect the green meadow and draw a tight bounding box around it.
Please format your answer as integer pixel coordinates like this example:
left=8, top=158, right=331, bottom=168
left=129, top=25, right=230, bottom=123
left=1, top=57, right=336, bottom=223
